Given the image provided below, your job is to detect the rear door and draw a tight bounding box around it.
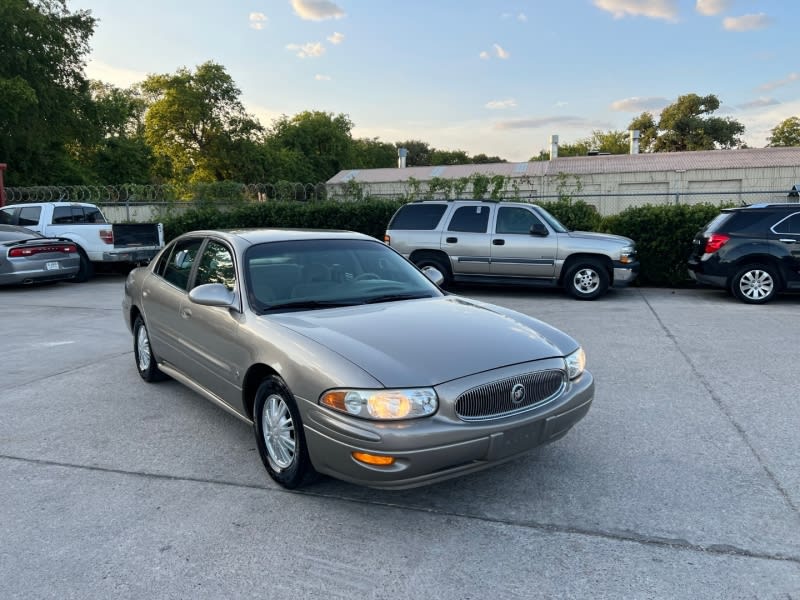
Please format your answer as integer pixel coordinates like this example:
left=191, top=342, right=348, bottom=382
left=490, top=205, right=557, bottom=279
left=441, top=204, right=492, bottom=275
left=770, top=210, right=800, bottom=289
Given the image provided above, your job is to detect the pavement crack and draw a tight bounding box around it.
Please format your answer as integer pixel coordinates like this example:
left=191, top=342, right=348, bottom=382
left=2, top=351, right=132, bottom=393
left=2, top=453, right=799, bottom=565
left=639, top=289, right=800, bottom=517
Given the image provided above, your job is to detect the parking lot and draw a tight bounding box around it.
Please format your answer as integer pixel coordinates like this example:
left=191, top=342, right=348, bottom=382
left=1, top=276, right=798, bottom=599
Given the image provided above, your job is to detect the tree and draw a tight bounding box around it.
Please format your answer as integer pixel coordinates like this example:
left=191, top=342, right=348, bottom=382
left=0, top=0, right=97, bottom=185
left=430, top=149, right=471, bottom=166
left=629, top=94, right=744, bottom=152
left=471, top=153, right=506, bottom=164
left=142, top=61, right=264, bottom=183
left=267, top=111, right=354, bottom=182
left=350, top=137, right=396, bottom=169
left=767, top=116, right=800, bottom=147
left=395, top=140, right=433, bottom=166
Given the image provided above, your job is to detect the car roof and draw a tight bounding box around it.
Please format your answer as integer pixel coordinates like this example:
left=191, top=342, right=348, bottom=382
left=178, top=228, right=375, bottom=245
left=725, top=202, right=800, bottom=212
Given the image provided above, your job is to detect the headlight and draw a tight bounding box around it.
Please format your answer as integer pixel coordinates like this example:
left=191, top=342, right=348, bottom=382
left=565, top=347, right=586, bottom=380
left=619, top=246, right=636, bottom=264
left=320, top=388, right=438, bottom=420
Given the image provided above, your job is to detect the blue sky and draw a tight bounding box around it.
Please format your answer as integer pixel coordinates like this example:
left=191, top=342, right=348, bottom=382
left=69, top=0, right=799, bottom=162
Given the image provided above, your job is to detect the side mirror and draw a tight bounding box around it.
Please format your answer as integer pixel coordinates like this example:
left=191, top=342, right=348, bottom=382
left=530, top=223, right=549, bottom=237
left=189, top=283, right=236, bottom=307
left=421, top=266, right=444, bottom=286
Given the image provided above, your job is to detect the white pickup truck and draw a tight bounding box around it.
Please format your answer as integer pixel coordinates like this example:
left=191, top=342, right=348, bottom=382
left=0, top=201, right=164, bottom=281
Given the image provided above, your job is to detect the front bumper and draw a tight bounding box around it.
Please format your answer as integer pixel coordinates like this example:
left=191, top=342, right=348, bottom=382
left=302, top=363, right=594, bottom=489
left=612, top=260, right=639, bottom=287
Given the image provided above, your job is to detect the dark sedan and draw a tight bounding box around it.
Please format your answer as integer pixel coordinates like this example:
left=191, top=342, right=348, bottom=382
left=0, top=225, right=80, bottom=286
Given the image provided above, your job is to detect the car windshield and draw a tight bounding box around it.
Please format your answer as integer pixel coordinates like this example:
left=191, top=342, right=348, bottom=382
left=245, top=238, right=443, bottom=313
left=534, top=206, right=570, bottom=233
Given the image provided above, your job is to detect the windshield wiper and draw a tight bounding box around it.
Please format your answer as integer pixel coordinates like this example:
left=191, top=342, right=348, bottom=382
left=265, top=300, right=357, bottom=311
left=362, top=293, right=432, bottom=305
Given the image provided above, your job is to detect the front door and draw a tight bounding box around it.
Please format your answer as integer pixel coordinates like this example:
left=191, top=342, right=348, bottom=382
left=490, top=206, right=557, bottom=279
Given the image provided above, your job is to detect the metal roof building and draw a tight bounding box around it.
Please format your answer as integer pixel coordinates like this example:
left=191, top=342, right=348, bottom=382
left=328, top=147, right=800, bottom=214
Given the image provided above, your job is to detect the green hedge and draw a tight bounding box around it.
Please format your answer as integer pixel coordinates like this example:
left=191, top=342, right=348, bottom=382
left=161, top=199, right=726, bottom=288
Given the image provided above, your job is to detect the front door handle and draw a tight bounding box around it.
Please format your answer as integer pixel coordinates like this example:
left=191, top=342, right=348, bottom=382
left=181, top=307, right=192, bottom=319
left=493, top=239, right=505, bottom=245
left=446, top=237, right=458, bottom=243
left=779, top=238, right=797, bottom=244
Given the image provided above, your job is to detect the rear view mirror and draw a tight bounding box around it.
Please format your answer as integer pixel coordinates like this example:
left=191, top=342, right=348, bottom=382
left=421, top=266, right=444, bottom=286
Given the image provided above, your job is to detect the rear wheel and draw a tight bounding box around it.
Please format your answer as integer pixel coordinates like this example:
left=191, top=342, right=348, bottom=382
left=72, top=249, right=94, bottom=283
left=133, top=315, right=168, bottom=382
left=253, top=376, right=316, bottom=489
left=413, top=254, right=452, bottom=287
left=564, top=259, right=609, bottom=300
left=731, top=264, right=779, bottom=304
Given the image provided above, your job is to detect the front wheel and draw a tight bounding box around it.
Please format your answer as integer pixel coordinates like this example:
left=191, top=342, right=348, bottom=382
left=253, top=376, right=316, bottom=489
left=731, top=264, right=779, bottom=304
left=133, top=315, right=168, bottom=382
left=564, top=260, right=609, bottom=300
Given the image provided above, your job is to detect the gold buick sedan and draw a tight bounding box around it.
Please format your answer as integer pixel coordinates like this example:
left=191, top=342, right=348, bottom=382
left=122, top=229, right=594, bottom=489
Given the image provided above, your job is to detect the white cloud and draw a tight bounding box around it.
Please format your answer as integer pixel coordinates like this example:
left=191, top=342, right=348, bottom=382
left=315, top=74, right=332, bottom=81
left=610, top=96, right=669, bottom=112
left=737, top=97, right=779, bottom=110
left=759, top=72, right=799, bottom=91
left=723, top=13, right=771, bottom=31
left=290, top=0, right=345, bottom=21
left=327, top=32, right=345, bottom=44
left=695, top=0, right=731, bottom=16
left=286, top=42, right=326, bottom=58
left=85, top=60, right=147, bottom=87
left=485, top=99, right=517, bottom=110
left=737, top=98, right=800, bottom=147
left=555, top=101, right=568, bottom=108
left=479, top=51, right=490, bottom=60
left=493, top=44, right=510, bottom=59
left=518, top=13, right=528, bottom=22
left=593, top=0, right=679, bottom=22
left=249, top=12, right=267, bottom=30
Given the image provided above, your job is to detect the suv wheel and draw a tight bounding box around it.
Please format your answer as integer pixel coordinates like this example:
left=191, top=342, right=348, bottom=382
left=564, top=260, right=609, bottom=300
left=731, top=264, right=779, bottom=304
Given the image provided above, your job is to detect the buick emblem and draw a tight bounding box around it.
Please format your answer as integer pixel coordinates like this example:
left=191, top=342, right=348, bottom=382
left=511, top=383, right=526, bottom=404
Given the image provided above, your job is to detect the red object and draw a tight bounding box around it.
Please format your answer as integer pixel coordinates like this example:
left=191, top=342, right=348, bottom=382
left=99, top=229, right=114, bottom=244
left=9, top=243, right=77, bottom=257
left=704, top=233, right=730, bottom=254
left=0, top=164, right=6, bottom=207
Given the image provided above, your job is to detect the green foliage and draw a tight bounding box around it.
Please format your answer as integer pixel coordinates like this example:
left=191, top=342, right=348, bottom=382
left=162, top=199, right=405, bottom=241
left=629, top=93, right=745, bottom=152
left=767, top=116, right=800, bottom=147
left=601, top=203, right=728, bottom=285
left=0, top=0, right=97, bottom=185
left=540, top=199, right=602, bottom=232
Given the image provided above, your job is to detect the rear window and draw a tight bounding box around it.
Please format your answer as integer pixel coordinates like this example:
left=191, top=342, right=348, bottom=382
left=389, top=204, right=447, bottom=230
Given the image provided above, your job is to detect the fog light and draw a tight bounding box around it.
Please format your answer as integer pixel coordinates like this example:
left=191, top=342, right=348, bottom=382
left=352, top=452, right=395, bottom=466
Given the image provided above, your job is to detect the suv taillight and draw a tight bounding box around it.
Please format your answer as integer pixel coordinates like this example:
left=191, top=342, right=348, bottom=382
left=9, top=244, right=77, bottom=257
left=99, top=229, right=114, bottom=244
left=704, top=233, right=730, bottom=254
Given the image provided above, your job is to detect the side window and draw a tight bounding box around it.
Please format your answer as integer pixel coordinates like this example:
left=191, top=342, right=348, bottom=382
left=772, top=212, right=800, bottom=235
left=52, top=206, right=73, bottom=224
left=496, top=207, right=543, bottom=234
left=72, top=207, right=86, bottom=223
left=447, top=206, right=490, bottom=233
left=85, top=207, right=106, bottom=224
left=18, top=206, right=41, bottom=226
left=389, top=204, right=448, bottom=230
left=162, top=238, right=203, bottom=291
left=0, top=208, right=14, bottom=225
left=194, top=241, right=236, bottom=290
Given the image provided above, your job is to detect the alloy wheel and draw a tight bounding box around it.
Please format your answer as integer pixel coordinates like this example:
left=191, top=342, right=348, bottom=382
left=262, top=394, right=296, bottom=470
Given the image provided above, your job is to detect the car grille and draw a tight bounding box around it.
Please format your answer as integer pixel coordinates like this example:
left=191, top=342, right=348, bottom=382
left=455, top=369, right=566, bottom=421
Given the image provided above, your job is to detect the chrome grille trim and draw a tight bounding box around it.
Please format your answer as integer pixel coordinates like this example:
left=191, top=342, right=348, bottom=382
left=455, top=369, right=566, bottom=421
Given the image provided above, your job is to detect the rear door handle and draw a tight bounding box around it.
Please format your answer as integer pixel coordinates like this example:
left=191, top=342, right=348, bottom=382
left=446, top=237, right=458, bottom=243
left=493, top=239, right=505, bottom=246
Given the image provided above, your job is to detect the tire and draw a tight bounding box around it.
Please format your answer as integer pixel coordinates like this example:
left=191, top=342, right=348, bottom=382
left=72, top=249, right=94, bottom=283
left=564, top=259, right=609, bottom=300
left=731, top=264, right=779, bottom=304
left=133, top=315, right=168, bottom=382
left=253, top=376, right=316, bottom=489
left=414, top=254, right=452, bottom=287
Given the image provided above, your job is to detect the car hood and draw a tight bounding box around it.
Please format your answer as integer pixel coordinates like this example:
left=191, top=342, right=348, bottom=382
left=267, top=296, right=565, bottom=387
left=568, top=230, right=634, bottom=246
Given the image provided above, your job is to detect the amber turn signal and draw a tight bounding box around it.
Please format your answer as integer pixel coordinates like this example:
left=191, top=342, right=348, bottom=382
left=352, top=452, right=395, bottom=466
